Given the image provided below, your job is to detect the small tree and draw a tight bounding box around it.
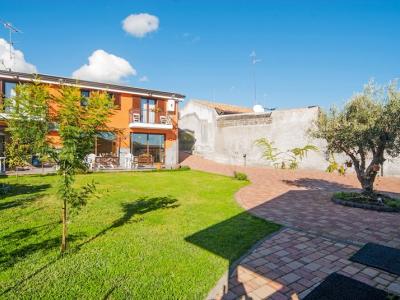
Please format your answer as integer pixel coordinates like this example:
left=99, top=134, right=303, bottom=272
left=52, top=85, right=114, bottom=252
left=5, top=80, right=50, bottom=175
left=312, top=81, right=400, bottom=196
left=5, top=81, right=114, bottom=252
left=255, top=138, right=318, bottom=169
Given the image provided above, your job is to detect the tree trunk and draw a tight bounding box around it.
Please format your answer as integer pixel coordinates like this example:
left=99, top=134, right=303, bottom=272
left=61, top=197, right=68, bottom=253
left=360, top=176, right=375, bottom=195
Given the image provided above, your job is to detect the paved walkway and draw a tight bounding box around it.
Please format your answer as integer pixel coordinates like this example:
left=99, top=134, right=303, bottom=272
left=181, top=155, right=400, bottom=299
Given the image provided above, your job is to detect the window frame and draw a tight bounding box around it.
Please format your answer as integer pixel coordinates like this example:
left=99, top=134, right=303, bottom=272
left=130, top=132, right=166, bottom=163
left=80, top=89, right=91, bottom=107
left=108, top=92, right=121, bottom=110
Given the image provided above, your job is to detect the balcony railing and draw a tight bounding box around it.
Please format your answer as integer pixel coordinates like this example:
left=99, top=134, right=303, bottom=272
left=129, top=109, right=172, bottom=129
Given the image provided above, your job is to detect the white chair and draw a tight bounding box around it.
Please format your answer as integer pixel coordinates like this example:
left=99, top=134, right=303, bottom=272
left=124, top=153, right=134, bottom=169
left=132, top=113, right=140, bottom=123
left=85, top=153, right=96, bottom=170
left=160, top=116, right=167, bottom=124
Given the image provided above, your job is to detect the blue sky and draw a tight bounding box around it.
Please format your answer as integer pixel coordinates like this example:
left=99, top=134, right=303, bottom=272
left=1, top=0, right=399, bottom=109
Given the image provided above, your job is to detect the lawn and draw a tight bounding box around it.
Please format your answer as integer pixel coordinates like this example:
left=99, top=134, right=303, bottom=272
left=0, top=170, right=280, bottom=299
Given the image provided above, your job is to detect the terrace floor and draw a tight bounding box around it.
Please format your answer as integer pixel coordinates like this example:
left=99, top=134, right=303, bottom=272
left=181, top=155, right=400, bottom=299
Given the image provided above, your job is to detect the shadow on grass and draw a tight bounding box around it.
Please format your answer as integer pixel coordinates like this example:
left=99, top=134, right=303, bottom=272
left=185, top=212, right=279, bottom=264
left=0, top=183, right=51, bottom=211
left=185, top=211, right=280, bottom=299
left=0, top=196, right=179, bottom=297
left=78, top=195, right=179, bottom=250
left=0, top=231, right=83, bottom=271
left=1, top=222, right=60, bottom=242
left=0, top=233, right=83, bottom=296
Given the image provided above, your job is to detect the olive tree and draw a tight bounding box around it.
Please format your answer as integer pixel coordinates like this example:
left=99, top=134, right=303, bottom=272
left=312, top=81, right=400, bottom=196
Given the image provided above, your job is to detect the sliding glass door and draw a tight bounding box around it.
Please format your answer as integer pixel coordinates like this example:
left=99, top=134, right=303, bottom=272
left=131, top=133, right=165, bottom=163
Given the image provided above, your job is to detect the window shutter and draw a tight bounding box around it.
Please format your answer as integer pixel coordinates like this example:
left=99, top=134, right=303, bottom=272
left=114, top=93, right=121, bottom=109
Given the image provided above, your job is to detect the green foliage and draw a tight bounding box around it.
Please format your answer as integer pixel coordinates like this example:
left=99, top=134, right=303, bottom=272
left=4, top=81, right=114, bottom=251
left=255, top=138, right=318, bottom=169
left=312, top=80, right=400, bottom=194
left=5, top=79, right=51, bottom=169
left=325, top=154, right=346, bottom=175
left=52, top=85, right=114, bottom=251
left=334, top=191, right=400, bottom=209
left=233, top=171, right=248, bottom=181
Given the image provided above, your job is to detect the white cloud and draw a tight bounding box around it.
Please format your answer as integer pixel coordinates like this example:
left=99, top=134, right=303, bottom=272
left=0, top=38, right=37, bottom=73
left=139, top=75, right=149, bottom=82
left=122, top=13, right=159, bottom=38
left=72, top=50, right=136, bottom=83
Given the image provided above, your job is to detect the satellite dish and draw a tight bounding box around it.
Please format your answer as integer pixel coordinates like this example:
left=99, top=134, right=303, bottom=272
left=253, top=104, right=265, bottom=113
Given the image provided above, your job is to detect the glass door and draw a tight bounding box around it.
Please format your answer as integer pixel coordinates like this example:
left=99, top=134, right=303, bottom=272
left=131, top=133, right=165, bottom=163
left=140, top=99, right=156, bottom=124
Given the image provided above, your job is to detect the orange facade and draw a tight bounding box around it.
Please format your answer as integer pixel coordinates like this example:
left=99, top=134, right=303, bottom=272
left=0, top=71, right=184, bottom=167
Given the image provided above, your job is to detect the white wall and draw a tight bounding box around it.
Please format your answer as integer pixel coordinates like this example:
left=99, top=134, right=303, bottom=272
left=179, top=101, right=400, bottom=176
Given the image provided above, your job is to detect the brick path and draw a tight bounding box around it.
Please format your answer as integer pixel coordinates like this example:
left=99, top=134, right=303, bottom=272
left=181, top=155, right=400, bottom=299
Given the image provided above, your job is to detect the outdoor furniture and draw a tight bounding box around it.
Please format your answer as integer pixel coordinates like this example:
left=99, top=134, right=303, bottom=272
left=123, top=153, right=138, bottom=169
left=85, top=153, right=96, bottom=170
left=94, top=156, right=119, bottom=169
left=160, top=116, right=167, bottom=124
left=137, top=153, right=153, bottom=166
left=132, top=113, right=140, bottom=123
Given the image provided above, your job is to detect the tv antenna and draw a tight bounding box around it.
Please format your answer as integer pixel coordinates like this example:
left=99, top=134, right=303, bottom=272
left=250, top=50, right=261, bottom=105
left=0, top=19, right=22, bottom=71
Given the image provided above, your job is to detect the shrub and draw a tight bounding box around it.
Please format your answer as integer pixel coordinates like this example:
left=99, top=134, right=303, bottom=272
left=234, top=171, right=248, bottom=181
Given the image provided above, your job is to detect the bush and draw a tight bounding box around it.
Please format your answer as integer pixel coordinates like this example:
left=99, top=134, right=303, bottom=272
left=334, top=191, right=400, bottom=208
left=233, top=171, right=248, bottom=181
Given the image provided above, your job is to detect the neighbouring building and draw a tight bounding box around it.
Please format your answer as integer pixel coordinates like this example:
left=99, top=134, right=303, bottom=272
left=179, top=99, right=400, bottom=176
left=0, top=70, right=185, bottom=170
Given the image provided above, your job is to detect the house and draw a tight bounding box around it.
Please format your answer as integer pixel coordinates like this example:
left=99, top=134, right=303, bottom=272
left=0, top=70, right=185, bottom=170
left=178, top=99, right=252, bottom=157
left=179, top=99, right=400, bottom=176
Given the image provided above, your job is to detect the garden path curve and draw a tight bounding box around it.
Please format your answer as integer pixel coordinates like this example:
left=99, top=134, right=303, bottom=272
left=181, top=155, right=400, bottom=299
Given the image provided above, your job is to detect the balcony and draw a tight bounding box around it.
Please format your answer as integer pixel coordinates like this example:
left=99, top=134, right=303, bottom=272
left=129, top=109, right=173, bottom=130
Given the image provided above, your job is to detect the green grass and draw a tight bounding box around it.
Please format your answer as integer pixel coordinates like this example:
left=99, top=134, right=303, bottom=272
left=0, top=170, right=280, bottom=299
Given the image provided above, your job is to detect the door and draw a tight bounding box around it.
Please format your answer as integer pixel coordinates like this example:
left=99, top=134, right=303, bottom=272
left=131, top=133, right=165, bottom=163
left=140, top=99, right=156, bottom=124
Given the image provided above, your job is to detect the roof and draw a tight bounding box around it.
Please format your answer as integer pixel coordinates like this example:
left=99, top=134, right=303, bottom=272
left=192, top=99, right=252, bottom=115
left=0, top=70, right=185, bottom=101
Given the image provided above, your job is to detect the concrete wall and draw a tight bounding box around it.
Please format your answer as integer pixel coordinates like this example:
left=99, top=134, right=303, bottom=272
left=179, top=101, right=400, bottom=176
left=179, top=101, right=218, bottom=155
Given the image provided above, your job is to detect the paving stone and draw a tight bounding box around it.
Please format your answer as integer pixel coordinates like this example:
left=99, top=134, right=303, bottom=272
left=342, top=265, right=360, bottom=275
left=388, top=282, right=400, bottom=295
left=281, top=273, right=301, bottom=284
left=305, top=262, right=321, bottom=271
left=361, top=267, right=379, bottom=278
left=186, top=156, right=400, bottom=300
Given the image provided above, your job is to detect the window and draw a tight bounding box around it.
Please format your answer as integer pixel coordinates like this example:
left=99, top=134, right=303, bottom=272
left=80, top=90, right=90, bottom=106
left=108, top=92, right=121, bottom=110
left=2, top=81, right=17, bottom=112
left=0, top=134, right=5, bottom=157
left=131, top=133, right=165, bottom=163
left=140, top=98, right=156, bottom=123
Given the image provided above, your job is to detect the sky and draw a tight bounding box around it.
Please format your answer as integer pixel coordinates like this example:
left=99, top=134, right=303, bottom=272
left=0, top=0, right=399, bottom=109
